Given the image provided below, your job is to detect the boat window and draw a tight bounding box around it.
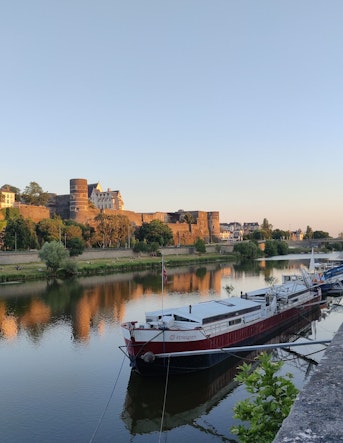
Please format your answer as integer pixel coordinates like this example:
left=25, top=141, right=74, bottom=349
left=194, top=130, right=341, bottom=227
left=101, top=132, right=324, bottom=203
left=229, top=318, right=241, bottom=326
left=174, top=315, right=197, bottom=323
left=288, top=289, right=309, bottom=299
left=203, top=305, right=260, bottom=324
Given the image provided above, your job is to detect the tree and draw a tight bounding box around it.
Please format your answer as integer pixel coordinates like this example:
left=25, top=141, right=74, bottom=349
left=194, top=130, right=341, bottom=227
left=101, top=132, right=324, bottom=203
left=21, top=181, right=50, bottom=206
left=182, top=212, right=194, bottom=232
left=194, top=238, right=206, bottom=253
left=233, top=241, right=261, bottom=259
left=64, top=219, right=93, bottom=246
left=36, top=217, right=63, bottom=244
left=313, top=230, right=330, bottom=239
left=251, top=230, right=264, bottom=240
left=4, top=217, right=39, bottom=250
left=272, top=229, right=289, bottom=240
left=67, top=237, right=85, bottom=257
left=135, top=220, right=173, bottom=247
left=264, top=240, right=278, bottom=257
left=38, top=241, right=70, bottom=274
left=303, top=225, right=313, bottom=240
left=231, top=352, right=298, bottom=443
left=276, top=241, right=289, bottom=255
left=260, top=218, right=273, bottom=239
left=93, top=213, right=132, bottom=248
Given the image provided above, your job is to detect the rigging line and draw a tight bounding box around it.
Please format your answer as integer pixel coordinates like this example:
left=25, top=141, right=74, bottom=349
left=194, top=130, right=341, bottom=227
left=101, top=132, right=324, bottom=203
left=159, top=356, right=171, bottom=443
left=89, top=354, right=126, bottom=443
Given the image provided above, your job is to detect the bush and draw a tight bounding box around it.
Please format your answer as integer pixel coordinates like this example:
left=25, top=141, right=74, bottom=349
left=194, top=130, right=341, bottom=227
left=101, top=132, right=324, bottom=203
left=38, top=241, right=70, bottom=275
left=194, top=238, right=206, bottom=254
left=231, top=352, right=298, bottom=443
left=67, top=237, right=85, bottom=257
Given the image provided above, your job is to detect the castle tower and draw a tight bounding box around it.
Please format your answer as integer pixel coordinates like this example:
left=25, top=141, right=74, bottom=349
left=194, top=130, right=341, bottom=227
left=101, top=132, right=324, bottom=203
left=69, top=178, right=89, bottom=221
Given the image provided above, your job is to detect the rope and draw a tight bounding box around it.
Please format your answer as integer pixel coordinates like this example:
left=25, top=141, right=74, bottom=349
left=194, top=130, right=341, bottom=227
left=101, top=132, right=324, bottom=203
left=158, top=356, right=171, bottom=443
left=89, top=354, right=126, bottom=443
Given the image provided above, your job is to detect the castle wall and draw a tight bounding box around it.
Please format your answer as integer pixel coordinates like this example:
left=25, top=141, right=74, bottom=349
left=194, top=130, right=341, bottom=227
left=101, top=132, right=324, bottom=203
left=16, top=204, right=50, bottom=223
left=6, top=178, right=221, bottom=246
left=50, top=194, right=70, bottom=220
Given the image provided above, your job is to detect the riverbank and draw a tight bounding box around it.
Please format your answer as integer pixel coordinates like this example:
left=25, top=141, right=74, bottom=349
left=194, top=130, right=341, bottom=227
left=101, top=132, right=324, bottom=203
left=0, top=250, right=236, bottom=283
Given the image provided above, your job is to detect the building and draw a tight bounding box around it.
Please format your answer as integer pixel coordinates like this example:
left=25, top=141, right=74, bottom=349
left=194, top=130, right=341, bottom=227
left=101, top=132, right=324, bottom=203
left=0, top=187, right=15, bottom=209
left=243, top=222, right=259, bottom=235
left=88, top=182, right=124, bottom=210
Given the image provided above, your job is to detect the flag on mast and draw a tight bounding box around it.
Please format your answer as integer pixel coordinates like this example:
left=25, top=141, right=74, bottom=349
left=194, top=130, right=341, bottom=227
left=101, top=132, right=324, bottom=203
left=163, top=264, right=168, bottom=285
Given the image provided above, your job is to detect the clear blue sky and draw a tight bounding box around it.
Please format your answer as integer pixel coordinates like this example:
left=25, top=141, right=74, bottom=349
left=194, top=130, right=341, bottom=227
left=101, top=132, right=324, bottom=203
left=1, top=1, right=342, bottom=236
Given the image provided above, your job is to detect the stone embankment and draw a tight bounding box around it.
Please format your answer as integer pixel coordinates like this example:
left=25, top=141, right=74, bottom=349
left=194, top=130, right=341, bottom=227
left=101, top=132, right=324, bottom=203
left=273, top=322, right=343, bottom=442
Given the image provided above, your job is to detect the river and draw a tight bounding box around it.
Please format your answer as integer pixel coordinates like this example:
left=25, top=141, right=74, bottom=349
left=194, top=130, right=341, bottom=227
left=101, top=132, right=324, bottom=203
left=0, top=254, right=342, bottom=443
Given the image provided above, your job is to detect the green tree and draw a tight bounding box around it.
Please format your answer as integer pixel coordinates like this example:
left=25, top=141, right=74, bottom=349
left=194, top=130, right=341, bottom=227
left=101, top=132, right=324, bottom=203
left=135, top=220, right=173, bottom=247
left=3, top=207, right=20, bottom=220
left=264, top=240, right=278, bottom=257
left=38, top=241, right=70, bottom=274
left=303, top=225, right=313, bottom=240
left=313, top=230, right=330, bottom=239
left=277, top=241, right=289, bottom=255
left=272, top=229, right=289, bottom=240
left=251, top=230, right=264, bottom=240
left=36, top=217, right=64, bottom=244
left=261, top=218, right=273, bottom=239
left=21, top=181, right=50, bottom=206
left=67, top=237, right=85, bottom=257
left=233, top=241, right=261, bottom=259
left=231, top=353, right=298, bottom=443
left=4, top=217, right=39, bottom=250
left=194, top=238, right=206, bottom=253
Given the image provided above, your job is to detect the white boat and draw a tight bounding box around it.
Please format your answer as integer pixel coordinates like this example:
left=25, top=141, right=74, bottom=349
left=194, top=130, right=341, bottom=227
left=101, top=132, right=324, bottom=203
left=120, top=272, right=322, bottom=376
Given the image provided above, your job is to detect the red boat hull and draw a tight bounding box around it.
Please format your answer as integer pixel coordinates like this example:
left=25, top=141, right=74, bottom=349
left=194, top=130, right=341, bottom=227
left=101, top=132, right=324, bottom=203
left=124, top=295, right=321, bottom=376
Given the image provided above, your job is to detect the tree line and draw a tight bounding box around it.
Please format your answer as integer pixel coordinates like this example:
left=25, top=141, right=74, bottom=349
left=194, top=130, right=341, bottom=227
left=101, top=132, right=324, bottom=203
left=0, top=209, right=176, bottom=254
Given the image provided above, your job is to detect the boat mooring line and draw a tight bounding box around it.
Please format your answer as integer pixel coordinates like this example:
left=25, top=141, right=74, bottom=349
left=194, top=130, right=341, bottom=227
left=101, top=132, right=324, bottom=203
left=158, top=356, right=171, bottom=443
left=153, top=340, right=332, bottom=359
left=89, top=354, right=126, bottom=443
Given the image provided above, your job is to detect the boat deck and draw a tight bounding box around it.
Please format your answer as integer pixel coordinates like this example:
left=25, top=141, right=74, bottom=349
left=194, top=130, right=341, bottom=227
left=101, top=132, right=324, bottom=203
left=145, top=297, right=262, bottom=324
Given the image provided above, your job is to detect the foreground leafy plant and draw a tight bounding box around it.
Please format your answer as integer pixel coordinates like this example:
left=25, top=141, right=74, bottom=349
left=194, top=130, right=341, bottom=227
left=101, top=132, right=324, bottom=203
left=231, top=352, right=298, bottom=443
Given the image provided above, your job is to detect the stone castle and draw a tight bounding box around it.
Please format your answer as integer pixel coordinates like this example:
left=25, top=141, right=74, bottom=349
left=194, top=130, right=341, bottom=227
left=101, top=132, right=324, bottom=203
left=46, top=178, right=220, bottom=246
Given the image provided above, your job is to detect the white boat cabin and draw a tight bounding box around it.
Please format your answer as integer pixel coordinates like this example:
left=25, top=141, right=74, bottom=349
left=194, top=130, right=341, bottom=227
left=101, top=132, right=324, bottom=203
left=143, top=297, right=264, bottom=330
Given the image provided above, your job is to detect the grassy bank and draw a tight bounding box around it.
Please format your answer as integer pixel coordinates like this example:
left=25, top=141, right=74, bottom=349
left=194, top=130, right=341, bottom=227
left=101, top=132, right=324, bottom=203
left=0, top=253, right=236, bottom=283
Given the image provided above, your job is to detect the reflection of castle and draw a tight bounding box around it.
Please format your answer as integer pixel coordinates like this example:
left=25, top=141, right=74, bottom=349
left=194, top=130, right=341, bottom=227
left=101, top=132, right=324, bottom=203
left=0, top=266, right=225, bottom=342
left=48, top=178, right=220, bottom=246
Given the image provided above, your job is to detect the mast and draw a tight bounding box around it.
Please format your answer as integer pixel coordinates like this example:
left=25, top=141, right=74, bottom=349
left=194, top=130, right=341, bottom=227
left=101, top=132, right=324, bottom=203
left=161, top=254, right=164, bottom=315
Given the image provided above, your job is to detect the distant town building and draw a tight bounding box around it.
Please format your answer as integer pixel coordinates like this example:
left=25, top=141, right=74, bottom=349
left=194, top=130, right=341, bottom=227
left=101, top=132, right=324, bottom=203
left=220, top=222, right=243, bottom=241
left=243, top=222, right=259, bottom=234
left=290, top=229, right=303, bottom=241
left=0, top=187, right=15, bottom=209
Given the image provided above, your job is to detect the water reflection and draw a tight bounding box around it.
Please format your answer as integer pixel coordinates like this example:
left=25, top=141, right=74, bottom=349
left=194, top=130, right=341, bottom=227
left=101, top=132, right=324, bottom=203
left=0, top=256, right=340, bottom=443
left=0, top=259, right=312, bottom=344
left=0, top=263, right=225, bottom=342
left=122, top=308, right=321, bottom=435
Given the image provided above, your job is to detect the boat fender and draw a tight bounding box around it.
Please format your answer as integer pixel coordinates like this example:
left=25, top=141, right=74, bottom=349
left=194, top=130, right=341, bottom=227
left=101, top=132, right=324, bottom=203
left=142, top=351, right=155, bottom=363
